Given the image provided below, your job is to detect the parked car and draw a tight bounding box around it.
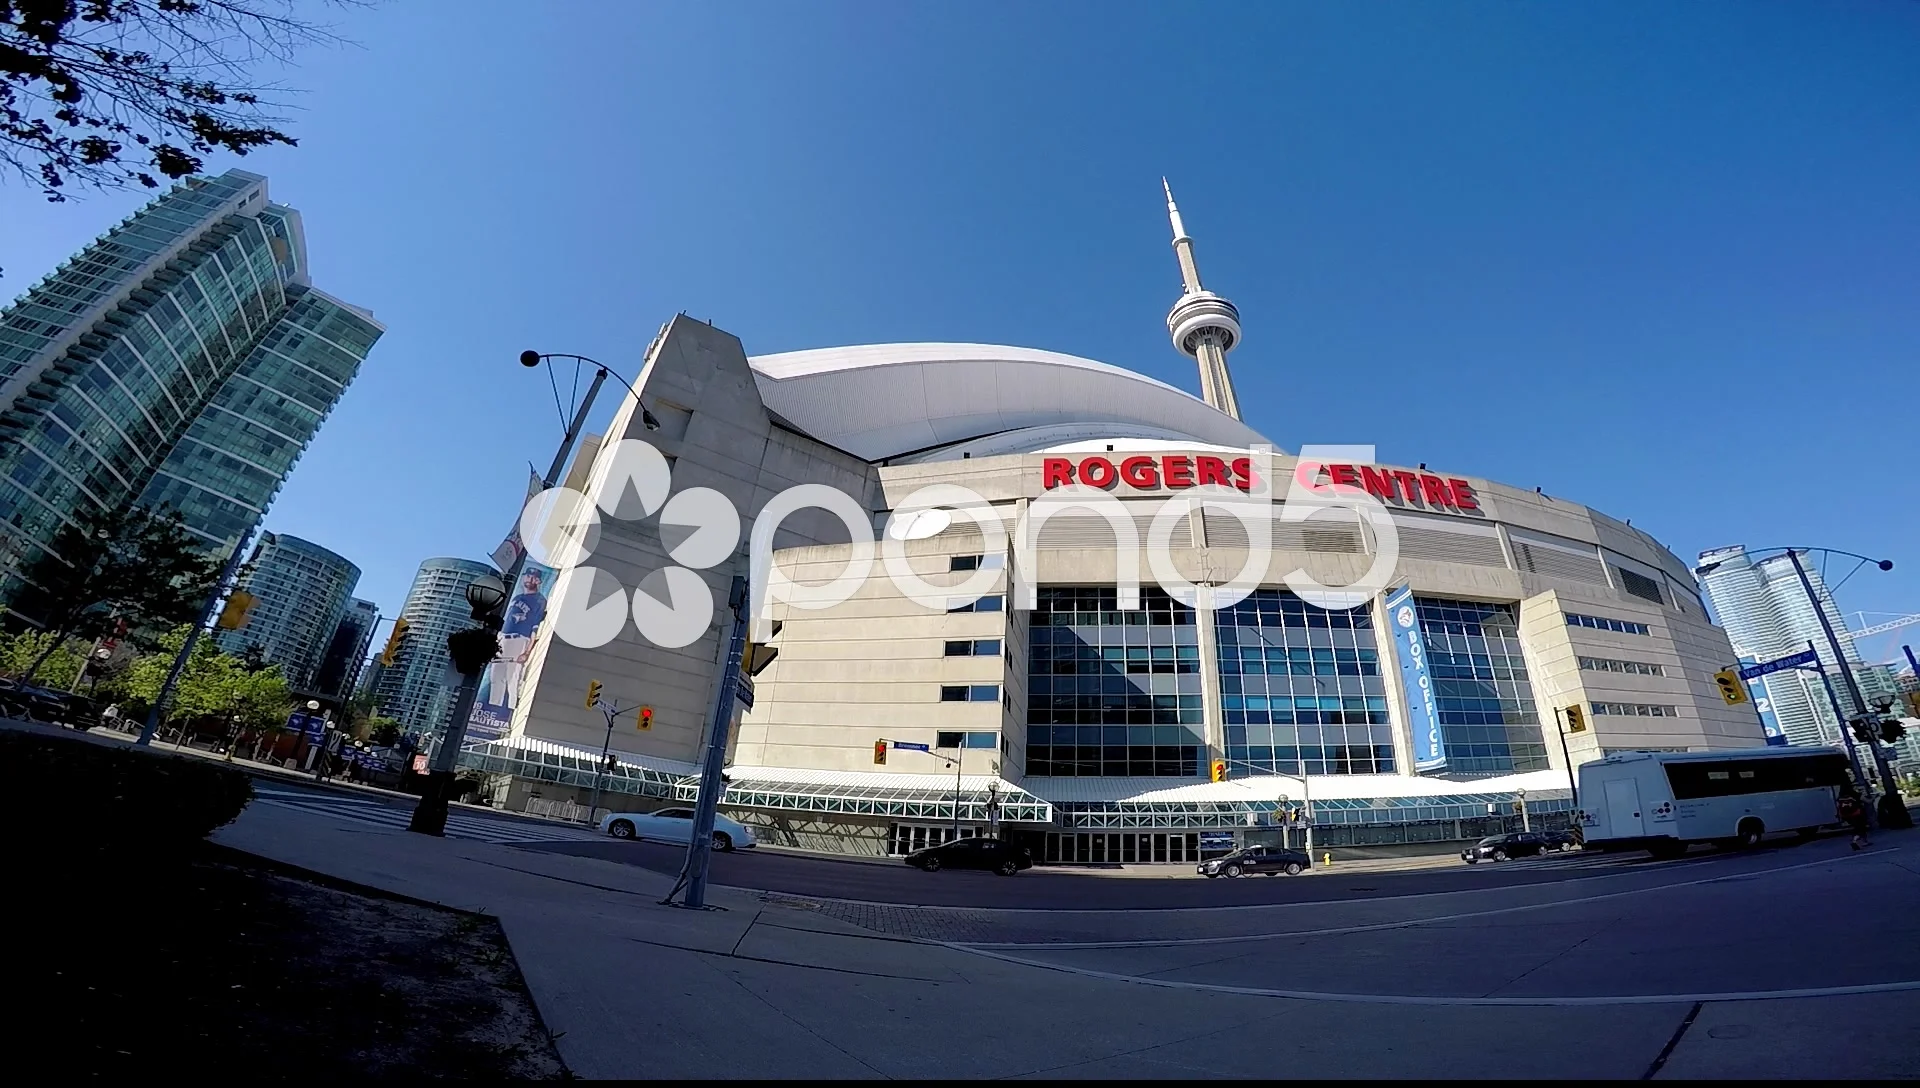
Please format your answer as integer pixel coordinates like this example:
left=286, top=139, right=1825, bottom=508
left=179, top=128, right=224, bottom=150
left=599, top=807, right=758, bottom=852
left=903, top=837, right=1033, bottom=876
left=1460, top=831, right=1574, bottom=863
left=1198, top=844, right=1312, bottom=878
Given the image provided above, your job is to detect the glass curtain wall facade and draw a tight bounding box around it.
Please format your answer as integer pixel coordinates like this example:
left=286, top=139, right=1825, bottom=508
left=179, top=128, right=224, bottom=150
left=1025, top=587, right=1204, bottom=777
left=314, top=598, right=380, bottom=702
left=215, top=532, right=360, bottom=690
left=1217, top=590, right=1394, bottom=777
left=1416, top=596, right=1549, bottom=773
left=0, top=170, right=380, bottom=624
left=375, top=558, right=494, bottom=737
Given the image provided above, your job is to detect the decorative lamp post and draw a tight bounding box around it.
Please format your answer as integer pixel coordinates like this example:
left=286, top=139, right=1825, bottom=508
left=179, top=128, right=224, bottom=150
left=408, top=574, right=507, bottom=836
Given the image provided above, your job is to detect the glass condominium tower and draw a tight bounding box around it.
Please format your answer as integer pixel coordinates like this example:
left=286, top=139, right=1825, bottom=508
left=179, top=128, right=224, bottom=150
left=1696, top=545, right=1874, bottom=747
left=214, top=532, right=362, bottom=692
left=375, top=558, right=495, bottom=738
left=0, top=170, right=382, bottom=626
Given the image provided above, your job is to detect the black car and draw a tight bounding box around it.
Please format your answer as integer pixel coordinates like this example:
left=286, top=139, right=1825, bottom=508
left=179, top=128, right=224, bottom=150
left=1461, top=831, right=1575, bottom=863
left=904, top=837, right=1033, bottom=876
left=1198, top=844, right=1312, bottom=878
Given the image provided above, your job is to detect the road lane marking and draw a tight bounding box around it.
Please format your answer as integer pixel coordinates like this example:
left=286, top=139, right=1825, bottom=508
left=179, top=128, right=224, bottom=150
left=943, top=941, right=1920, bottom=1006
left=954, top=846, right=1899, bottom=948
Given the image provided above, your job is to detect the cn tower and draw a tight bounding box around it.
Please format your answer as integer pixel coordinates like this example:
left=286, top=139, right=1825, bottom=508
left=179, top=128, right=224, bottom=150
left=1162, top=179, right=1244, bottom=420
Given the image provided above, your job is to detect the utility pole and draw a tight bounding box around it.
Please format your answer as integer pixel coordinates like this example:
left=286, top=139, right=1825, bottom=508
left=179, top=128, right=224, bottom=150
left=586, top=698, right=640, bottom=824
left=1552, top=706, right=1579, bottom=814
left=1786, top=549, right=1911, bottom=828
left=136, top=528, right=256, bottom=747
left=663, top=575, right=750, bottom=910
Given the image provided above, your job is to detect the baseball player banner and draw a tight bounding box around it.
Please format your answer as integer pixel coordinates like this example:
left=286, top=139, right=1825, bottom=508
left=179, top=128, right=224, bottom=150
left=466, top=558, right=555, bottom=745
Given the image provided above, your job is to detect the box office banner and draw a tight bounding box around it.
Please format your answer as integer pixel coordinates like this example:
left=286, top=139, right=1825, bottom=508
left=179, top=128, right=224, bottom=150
left=1384, top=584, right=1447, bottom=773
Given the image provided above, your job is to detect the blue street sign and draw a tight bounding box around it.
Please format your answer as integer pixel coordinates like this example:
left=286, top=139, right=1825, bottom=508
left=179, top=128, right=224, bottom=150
left=735, top=675, right=755, bottom=711
left=1739, top=649, right=1819, bottom=681
left=892, top=741, right=930, bottom=752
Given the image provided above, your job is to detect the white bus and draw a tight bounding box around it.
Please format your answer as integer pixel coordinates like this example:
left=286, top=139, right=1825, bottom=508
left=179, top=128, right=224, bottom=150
left=1576, top=746, right=1851, bottom=858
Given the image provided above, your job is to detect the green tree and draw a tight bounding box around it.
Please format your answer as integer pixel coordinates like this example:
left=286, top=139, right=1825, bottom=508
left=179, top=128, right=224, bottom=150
left=115, top=625, right=289, bottom=734
left=0, top=629, right=85, bottom=688
left=1, top=0, right=355, bottom=202
left=365, top=716, right=400, bottom=747
left=11, top=505, right=220, bottom=684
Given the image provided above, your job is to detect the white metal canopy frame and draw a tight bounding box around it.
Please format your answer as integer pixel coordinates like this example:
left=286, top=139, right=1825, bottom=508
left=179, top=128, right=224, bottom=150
left=1056, top=791, right=1574, bottom=830
left=669, top=776, right=1054, bottom=824
left=457, top=735, right=1054, bottom=823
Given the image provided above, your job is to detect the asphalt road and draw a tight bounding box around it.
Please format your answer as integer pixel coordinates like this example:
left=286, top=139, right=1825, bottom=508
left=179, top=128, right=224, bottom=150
left=519, top=829, right=1846, bottom=909
left=235, top=770, right=1862, bottom=910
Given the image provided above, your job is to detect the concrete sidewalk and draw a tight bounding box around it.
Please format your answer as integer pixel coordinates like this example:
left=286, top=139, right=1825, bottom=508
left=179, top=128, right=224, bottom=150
left=208, top=797, right=1914, bottom=1079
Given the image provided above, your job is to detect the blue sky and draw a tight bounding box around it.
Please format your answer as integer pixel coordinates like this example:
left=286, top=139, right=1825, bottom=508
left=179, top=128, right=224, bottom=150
left=6, top=1, right=1918, bottom=663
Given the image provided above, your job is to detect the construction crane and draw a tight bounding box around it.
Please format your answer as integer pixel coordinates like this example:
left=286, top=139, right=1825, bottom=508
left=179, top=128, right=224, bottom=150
left=1851, top=613, right=1920, bottom=639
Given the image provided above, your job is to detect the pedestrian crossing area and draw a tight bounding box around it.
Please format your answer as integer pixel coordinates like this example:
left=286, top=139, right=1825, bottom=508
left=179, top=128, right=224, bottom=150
left=253, top=786, right=608, bottom=846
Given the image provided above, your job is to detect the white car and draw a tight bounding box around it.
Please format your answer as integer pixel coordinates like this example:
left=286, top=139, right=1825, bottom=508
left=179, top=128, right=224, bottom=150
left=599, top=806, right=758, bottom=852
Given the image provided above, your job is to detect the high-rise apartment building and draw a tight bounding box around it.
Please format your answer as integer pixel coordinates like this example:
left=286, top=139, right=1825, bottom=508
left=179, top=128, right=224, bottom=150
left=375, top=558, right=494, bottom=736
left=214, top=533, right=360, bottom=690
left=0, top=170, right=381, bottom=625
left=314, top=597, right=380, bottom=703
left=1696, top=546, right=1874, bottom=747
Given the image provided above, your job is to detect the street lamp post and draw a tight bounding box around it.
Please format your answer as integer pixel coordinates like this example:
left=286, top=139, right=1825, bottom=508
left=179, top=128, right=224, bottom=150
left=401, top=348, right=642, bottom=838
left=407, top=574, right=507, bottom=836
left=1781, top=549, right=1911, bottom=829
left=1697, top=547, right=1910, bottom=830
left=1516, top=787, right=1529, bottom=832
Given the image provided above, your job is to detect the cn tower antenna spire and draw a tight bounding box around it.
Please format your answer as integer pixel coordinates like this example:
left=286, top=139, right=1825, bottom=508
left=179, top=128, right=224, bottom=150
left=1161, top=180, right=1243, bottom=420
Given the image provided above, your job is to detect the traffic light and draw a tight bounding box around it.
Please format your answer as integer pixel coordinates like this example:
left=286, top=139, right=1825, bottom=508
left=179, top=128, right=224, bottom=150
left=215, top=590, right=257, bottom=631
left=637, top=706, right=653, bottom=731
left=744, top=619, right=782, bottom=677
left=1211, top=759, right=1227, bottom=783
left=873, top=740, right=888, bottom=765
left=1851, top=720, right=1877, bottom=745
left=1879, top=719, right=1907, bottom=744
left=585, top=679, right=603, bottom=709
left=1565, top=704, right=1587, bottom=733
left=379, top=618, right=410, bottom=666
left=604, top=754, right=618, bottom=772
left=1713, top=670, right=1748, bottom=706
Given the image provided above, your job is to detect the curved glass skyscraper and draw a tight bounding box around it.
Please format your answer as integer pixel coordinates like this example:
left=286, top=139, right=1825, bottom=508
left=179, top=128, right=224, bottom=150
left=0, top=170, right=382, bottom=625
left=376, top=558, right=496, bottom=737
left=214, top=532, right=361, bottom=691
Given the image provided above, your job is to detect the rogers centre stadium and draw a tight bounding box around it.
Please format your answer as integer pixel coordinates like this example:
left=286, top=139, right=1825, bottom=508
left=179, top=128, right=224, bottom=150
left=461, top=187, right=1762, bottom=863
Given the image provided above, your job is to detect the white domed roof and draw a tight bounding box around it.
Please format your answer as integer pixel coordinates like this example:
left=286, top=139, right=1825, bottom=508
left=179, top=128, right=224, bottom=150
left=746, top=343, right=1273, bottom=462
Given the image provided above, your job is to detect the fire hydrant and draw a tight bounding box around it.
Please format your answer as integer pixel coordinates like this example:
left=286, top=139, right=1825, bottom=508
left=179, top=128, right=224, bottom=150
left=1323, top=852, right=1331, bottom=866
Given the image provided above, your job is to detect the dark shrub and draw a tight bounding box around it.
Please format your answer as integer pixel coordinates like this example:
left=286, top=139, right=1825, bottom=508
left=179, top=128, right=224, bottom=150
left=0, top=730, right=253, bottom=853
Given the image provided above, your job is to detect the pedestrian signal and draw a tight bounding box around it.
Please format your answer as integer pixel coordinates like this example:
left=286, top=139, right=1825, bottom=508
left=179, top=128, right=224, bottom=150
left=1713, top=670, right=1748, bottom=706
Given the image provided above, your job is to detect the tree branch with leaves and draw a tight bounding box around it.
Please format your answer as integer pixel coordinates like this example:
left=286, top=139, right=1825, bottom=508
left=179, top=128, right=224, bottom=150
left=2, top=0, right=358, bottom=200
left=10, top=503, right=220, bottom=683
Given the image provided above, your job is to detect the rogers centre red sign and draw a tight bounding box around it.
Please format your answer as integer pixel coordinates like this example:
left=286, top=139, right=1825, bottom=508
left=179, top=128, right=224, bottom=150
left=1039, top=454, right=1480, bottom=513
left=1299, top=462, right=1480, bottom=512
left=1042, top=455, right=1257, bottom=492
